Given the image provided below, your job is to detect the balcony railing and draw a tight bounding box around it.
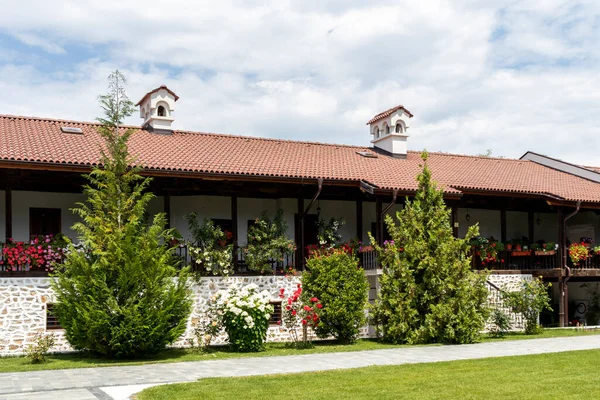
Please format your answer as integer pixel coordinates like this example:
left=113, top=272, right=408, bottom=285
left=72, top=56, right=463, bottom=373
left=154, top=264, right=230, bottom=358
left=173, top=245, right=297, bottom=275
left=472, top=250, right=562, bottom=271
left=11, top=246, right=600, bottom=277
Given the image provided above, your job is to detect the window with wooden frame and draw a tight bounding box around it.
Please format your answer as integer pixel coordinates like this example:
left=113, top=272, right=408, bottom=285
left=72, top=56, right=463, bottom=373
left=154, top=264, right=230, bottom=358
left=269, top=301, right=282, bottom=325
left=46, top=304, right=62, bottom=330
left=29, top=208, right=61, bottom=239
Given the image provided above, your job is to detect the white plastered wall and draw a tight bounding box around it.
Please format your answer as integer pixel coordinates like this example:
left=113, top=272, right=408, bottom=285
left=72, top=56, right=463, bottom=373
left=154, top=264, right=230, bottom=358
left=362, top=201, right=403, bottom=243
left=11, top=191, right=85, bottom=242
left=533, top=212, right=559, bottom=243
left=506, top=211, right=528, bottom=242
left=458, top=208, right=501, bottom=239
left=566, top=211, right=600, bottom=244
left=170, top=196, right=232, bottom=241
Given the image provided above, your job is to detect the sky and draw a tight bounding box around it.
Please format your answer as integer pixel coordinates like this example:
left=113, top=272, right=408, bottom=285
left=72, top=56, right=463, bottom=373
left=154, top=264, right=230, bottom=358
left=0, top=0, right=599, bottom=164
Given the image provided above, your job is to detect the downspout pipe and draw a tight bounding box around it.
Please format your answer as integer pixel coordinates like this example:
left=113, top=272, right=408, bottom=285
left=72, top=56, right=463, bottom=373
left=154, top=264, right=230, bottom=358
left=381, top=189, right=399, bottom=216
left=304, top=178, right=323, bottom=215
left=562, top=201, right=581, bottom=326
left=378, top=189, right=398, bottom=244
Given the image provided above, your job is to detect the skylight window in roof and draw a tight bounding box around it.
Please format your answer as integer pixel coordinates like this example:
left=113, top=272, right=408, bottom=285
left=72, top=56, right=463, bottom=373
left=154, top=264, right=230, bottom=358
left=357, top=151, right=378, bottom=158
left=61, top=126, right=83, bottom=134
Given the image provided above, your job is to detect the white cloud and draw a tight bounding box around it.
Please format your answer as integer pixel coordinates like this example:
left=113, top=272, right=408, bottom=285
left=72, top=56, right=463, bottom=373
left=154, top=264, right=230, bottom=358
left=0, top=0, right=600, bottom=165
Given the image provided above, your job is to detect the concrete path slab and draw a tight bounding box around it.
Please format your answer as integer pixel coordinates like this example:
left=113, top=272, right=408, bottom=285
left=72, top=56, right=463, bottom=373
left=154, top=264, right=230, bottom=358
left=1, top=335, right=599, bottom=400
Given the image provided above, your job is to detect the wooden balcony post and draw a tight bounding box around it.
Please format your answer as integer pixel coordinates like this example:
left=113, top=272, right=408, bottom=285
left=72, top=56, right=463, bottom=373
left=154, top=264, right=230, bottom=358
left=5, top=188, right=12, bottom=241
left=528, top=211, right=535, bottom=265
left=297, top=197, right=305, bottom=269
left=451, top=206, right=459, bottom=238
left=500, top=208, right=507, bottom=243
left=356, top=200, right=363, bottom=242
left=557, top=207, right=565, bottom=266
left=231, top=196, right=238, bottom=270
left=376, top=197, right=383, bottom=245
left=163, top=194, right=171, bottom=229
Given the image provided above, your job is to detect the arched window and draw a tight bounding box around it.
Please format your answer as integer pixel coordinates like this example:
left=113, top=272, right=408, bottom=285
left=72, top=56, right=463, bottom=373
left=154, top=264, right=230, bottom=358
left=157, top=105, right=166, bottom=117
left=385, top=125, right=390, bottom=134
left=395, top=122, right=403, bottom=133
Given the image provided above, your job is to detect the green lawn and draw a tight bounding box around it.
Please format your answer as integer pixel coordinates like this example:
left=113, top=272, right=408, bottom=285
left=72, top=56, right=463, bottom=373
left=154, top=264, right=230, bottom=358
left=137, top=349, right=600, bottom=400
left=0, top=328, right=597, bottom=373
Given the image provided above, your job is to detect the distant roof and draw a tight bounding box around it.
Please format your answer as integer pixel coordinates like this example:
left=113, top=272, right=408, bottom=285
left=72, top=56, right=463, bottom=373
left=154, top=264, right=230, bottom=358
left=2, top=114, right=600, bottom=204
left=521, top=151, right=600, bottom=184
left=135, top=85, right=179, bottom=106
left=366, top=105, right=414, bottom=125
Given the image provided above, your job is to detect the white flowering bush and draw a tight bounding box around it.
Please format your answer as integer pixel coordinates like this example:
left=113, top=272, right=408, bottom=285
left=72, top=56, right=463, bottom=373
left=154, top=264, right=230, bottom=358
left=188, top=245, right=232, bottom=276
left=208, top=283, right=273, bottom=352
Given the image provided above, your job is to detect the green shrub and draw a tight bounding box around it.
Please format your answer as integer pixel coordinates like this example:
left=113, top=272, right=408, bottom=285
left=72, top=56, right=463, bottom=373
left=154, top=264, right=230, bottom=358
left=302, top=250, right=369, bottom=344
left=503, top=277, right=552, bottom=335
left=25, top=333, right=56, bottom=364
left=490, top=309, right=511, bottom=337
left=52, top=71, right=192, bottom=358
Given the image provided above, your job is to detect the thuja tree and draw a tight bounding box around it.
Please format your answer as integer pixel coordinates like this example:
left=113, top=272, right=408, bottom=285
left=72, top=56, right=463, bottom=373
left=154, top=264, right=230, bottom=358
left=372, top=152, right=489, bottom=345
left=52, top=71, right=192, bottom=358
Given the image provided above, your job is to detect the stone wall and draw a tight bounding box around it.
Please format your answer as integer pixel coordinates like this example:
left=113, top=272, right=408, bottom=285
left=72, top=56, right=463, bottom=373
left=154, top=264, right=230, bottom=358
left=486, top=273, right=533, bottom=331
left=0, top=273, right=532, bottom=355
left=0, top=275, right=306, bottom=356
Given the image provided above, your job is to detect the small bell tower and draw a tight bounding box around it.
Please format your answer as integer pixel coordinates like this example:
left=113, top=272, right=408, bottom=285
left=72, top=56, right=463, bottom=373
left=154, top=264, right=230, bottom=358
left=366, top=105, right=413, bottom=158
left=136, top=85, right=179, bottom=134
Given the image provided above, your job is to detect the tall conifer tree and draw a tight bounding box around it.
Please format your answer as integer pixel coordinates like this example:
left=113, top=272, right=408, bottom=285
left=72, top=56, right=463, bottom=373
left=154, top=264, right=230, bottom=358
left=53, top=71, right=191, bottom=357
left=373, top=152, right=489, bottom=344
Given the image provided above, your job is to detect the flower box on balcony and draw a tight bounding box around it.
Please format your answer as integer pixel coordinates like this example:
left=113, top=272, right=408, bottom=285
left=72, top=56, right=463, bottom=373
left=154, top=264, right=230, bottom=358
left=535, top=250, right=556, bottom=256
left=511, top=250, right=531, bottom=257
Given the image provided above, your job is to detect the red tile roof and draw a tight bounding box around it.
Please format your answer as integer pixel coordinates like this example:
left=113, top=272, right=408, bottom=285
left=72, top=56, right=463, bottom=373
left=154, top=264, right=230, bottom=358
left=1, top=114, right=600, bottom=204
left=366, top=105, right=414, bottom=125
left=135, top=85, right=179, bottom=106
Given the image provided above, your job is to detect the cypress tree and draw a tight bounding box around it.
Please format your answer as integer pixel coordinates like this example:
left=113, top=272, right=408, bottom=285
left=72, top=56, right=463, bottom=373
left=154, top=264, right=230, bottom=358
left=373, top=152, right=489, bottom=344
left=52, top=71, right=191, bottom=358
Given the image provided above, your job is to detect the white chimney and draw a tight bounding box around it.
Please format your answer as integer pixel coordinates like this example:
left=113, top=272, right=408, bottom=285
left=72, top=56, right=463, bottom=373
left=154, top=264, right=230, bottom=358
left=136, top=85, right=179, bottom=134
left=366, top=105, right=413, bottom=158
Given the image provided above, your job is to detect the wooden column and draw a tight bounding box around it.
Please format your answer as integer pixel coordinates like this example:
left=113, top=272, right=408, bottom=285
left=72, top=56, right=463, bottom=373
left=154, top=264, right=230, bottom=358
left=557, top=207, right=566, bottom=327
left=376, top=197, right=383, bottom=245
left=356, top=200, right=363, bottom=242
left=163, top=194, right=171, bottom=229
left=528, top=211, right=535, bottom=264
left=231, top=196, right=238, bottom=270
left=558, top=277, right=565, bottom=328
left=297, top=197, right=305, bottom=269
left=500, top=208, right=507, bottom=243
left=5, top=188, right=12, bottom=241
left=557, top=207, right=565, bottom=266
left=451, top=206, right=459, bottom=238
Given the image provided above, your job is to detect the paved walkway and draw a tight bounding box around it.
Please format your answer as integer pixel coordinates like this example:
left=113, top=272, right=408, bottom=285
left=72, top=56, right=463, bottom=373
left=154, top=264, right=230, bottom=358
left=1, top=335, right=600, bottom=400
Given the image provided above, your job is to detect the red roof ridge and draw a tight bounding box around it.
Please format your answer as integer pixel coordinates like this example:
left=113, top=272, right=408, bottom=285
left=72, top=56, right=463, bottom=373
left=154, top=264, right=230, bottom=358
left=0, top=114, right=141, bottom=130
left=0, top=114, right=374, bottom=151
left=406, top=150, right=525, bottom=163
left=174, top=129, right=372, bottom=150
